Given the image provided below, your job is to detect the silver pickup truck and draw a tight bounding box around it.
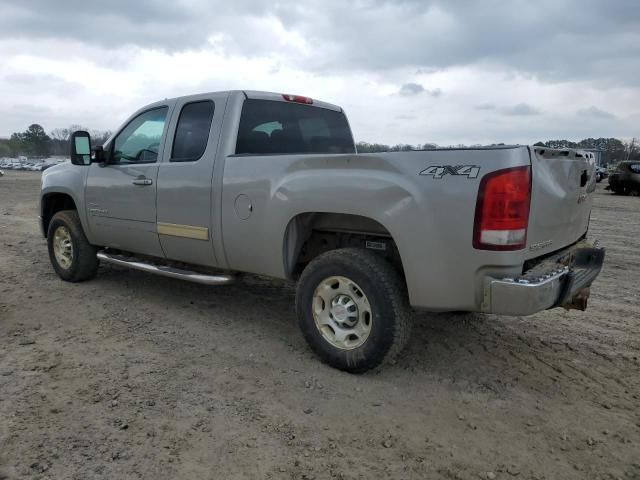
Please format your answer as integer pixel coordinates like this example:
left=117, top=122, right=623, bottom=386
left=40, top=90, right=605, bottom=372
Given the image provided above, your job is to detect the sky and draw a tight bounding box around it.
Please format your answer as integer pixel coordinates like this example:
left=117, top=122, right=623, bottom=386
left=0, top=0, right=639, bottom=146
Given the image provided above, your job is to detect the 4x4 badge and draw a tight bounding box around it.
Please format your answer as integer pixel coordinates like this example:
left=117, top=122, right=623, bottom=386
left=420, top=165, right=480, bottom=179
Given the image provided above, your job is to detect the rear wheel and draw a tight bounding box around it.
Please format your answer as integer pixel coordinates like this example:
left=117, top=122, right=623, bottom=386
left=295, top=248, right=412, bottom=373
left=47, top=210, right=99, bottom=282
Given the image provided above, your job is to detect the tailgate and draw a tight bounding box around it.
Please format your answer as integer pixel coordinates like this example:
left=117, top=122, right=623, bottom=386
left=526, top=147, right=596, bottom=259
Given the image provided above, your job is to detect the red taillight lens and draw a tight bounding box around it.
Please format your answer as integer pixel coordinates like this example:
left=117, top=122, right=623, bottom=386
left=473, top=166, right=531, bottom=250
left=282, top=94, right=313, bottom=104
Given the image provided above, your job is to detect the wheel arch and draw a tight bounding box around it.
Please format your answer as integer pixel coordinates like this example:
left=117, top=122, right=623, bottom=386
left=282, top=211, right=407, bottom=283
left=41, top=191, right=78, bottom=238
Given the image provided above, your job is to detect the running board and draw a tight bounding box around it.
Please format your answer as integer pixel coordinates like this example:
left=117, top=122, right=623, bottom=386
left=96, top=252, right=235, bottom=285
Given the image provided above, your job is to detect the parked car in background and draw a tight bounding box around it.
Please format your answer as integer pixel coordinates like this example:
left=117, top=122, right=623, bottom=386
left=595, top=166, right=608, bottom=183
left=0, top=157, right=66, bottom=172
left=608, top=161, right=640, bottom=195
left=41, top=163, right=57, bottom=171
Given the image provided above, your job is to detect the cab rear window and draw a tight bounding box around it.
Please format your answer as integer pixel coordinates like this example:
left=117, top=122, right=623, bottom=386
left=236, top=99, right=355, bottom=155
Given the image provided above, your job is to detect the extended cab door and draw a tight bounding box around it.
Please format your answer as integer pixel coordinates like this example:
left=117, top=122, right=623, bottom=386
left=85, top=104, right=172, bottom=257
left=155, top=93, right=228, bottom=267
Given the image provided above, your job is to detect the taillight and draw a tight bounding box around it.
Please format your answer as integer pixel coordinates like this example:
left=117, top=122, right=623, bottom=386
left=282, top=94, right=313, bottom=105
left=473, top=166, right=531, bottom=251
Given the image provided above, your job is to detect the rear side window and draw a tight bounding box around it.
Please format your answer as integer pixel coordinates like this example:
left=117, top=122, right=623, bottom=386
left=630, top=163, right=640, bottom=173
left=236, top=99, right=355, bottom=155
left=171, top=101, right=215, bottom=162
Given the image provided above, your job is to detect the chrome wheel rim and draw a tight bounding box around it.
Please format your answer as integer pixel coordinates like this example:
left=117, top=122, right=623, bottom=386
left=53, top=226, right=73, bottom=270
left=312, top=276, right=372, bottom=350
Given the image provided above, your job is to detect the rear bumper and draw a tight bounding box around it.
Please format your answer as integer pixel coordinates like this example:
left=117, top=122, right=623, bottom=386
left=482, top=242, right=605, bottom=316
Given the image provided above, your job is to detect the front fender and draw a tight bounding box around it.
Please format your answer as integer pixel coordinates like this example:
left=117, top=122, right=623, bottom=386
left=40, top=164, right=92, bottom=241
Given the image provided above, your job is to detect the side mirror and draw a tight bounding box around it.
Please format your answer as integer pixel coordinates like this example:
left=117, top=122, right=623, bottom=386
left=70, top=131, right=92, bottom=165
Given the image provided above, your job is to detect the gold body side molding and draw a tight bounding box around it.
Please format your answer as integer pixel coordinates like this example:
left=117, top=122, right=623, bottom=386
left=157, top=222, right=209, bottom=241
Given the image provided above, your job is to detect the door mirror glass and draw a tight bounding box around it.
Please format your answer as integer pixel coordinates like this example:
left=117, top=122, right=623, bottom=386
left=70, top=131, right=92, bottom=165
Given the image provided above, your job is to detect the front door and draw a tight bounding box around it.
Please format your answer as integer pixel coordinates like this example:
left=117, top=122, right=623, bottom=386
left=85, top=105, right=171, bottom=257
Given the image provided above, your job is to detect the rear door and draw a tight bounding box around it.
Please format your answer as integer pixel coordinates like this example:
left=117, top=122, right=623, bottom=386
left=155, top=93, right=228, bottom=267
left=85, top=105, right=172, bottom=257
left=526, top=147, right=596, bottom=257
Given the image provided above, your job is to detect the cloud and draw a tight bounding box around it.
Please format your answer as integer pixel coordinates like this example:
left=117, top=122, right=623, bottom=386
left=577, top=106, right=616, bottom=119
left=0, top=0, right=204, bottom=50
left=500, top=103, right=541, bottom=116
left=0, top=1, right=638, bottom=145
left=398, top=83, right=424, bottom=96
left=0, top=1, right=638, bottom=84
left=398, top=83, right=442, bottom=97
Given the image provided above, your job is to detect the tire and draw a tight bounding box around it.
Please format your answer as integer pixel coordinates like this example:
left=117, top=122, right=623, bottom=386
left=295, top=248, right=412, bottom=373
left=47, top=210, right=99, bottom=282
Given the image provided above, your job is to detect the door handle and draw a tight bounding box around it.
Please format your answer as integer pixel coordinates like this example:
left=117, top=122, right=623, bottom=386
left=132, top=178, right=153, bottom=186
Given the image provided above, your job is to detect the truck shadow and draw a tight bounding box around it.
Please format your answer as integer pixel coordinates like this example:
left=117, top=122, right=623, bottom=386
left=94, top=264, right=601, bottom=399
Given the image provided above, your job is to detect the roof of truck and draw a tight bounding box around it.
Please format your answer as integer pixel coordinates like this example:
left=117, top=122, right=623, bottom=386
left=156, top=90, right=343, bottom=112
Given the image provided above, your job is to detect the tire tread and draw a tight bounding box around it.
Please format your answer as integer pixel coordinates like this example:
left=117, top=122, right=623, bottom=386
left=296, top=248, right=412, bottom=372
left=48, top=210, right=99, bottom=282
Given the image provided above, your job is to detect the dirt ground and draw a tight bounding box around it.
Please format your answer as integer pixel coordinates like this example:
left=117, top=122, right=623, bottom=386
left=0, top=170, right=638, bottom=480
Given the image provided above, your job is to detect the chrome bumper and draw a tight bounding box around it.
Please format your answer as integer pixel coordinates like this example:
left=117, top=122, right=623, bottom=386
left=482, top=244, right=605, bottom=316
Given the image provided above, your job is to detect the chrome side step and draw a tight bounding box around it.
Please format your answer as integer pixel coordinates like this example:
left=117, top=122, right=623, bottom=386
left=96, top=252, right=235, bottom=285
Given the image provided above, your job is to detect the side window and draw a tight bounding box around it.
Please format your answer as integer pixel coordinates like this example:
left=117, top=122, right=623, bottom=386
left=112, top=107, right=168, bottom=164
left=171, top=101, right=215, bottom=162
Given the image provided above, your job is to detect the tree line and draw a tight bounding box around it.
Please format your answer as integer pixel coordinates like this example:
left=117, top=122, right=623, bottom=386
left=0, top=124, right=112, bottom=158
left=357, top=137, right=639, bottom=165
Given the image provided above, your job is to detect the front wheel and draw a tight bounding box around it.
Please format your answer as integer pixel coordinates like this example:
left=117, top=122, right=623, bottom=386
left=47, top=210, right=99, bottom=282
left=295, top=248, right=412, bottom=373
